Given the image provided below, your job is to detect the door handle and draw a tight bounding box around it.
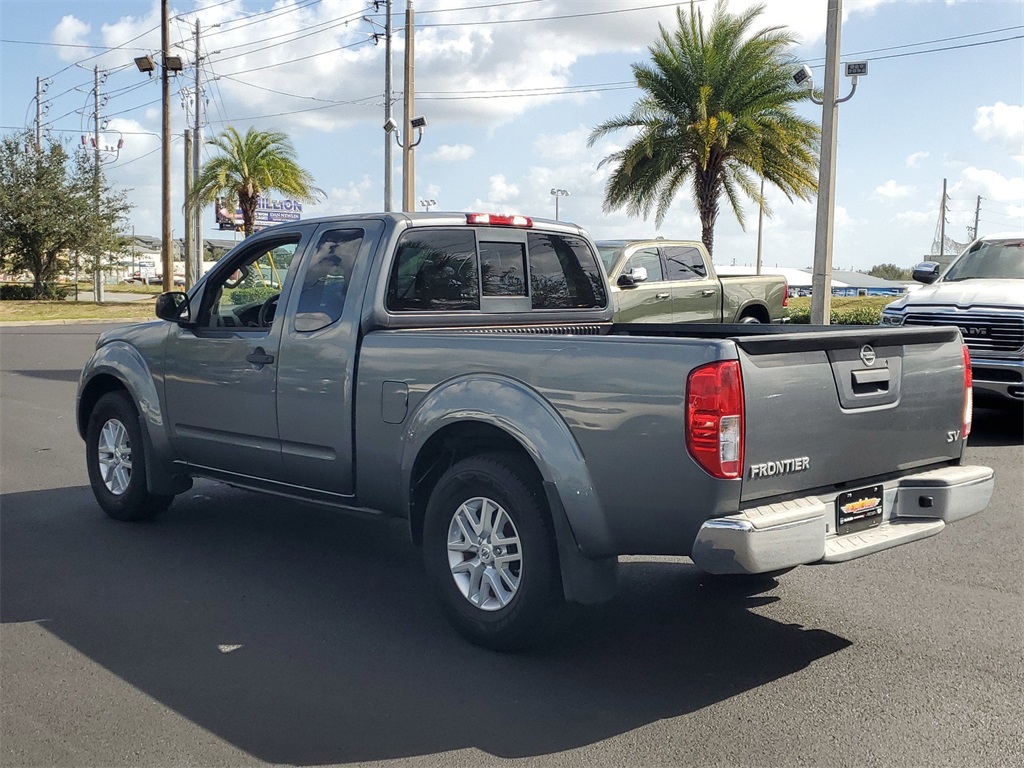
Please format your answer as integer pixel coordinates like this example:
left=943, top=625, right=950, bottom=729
left=246, top=347, right=275, bottom=366
left=655, top=292, right=671, bottom=300
left=701, top=289, right=716, bottom=297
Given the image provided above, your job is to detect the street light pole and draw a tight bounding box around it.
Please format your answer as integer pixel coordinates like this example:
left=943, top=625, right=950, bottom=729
left=810, top=0, right=842, bottom=324
left=401, top=0, right=415, bottom=212
left=550, top=188, right=569, bottom=220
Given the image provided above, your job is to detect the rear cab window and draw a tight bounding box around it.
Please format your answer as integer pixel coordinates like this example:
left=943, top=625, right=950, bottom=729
left=386, top=227, right=607, bottom=313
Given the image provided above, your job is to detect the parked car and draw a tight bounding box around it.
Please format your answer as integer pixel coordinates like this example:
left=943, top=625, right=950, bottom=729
left=596, top=239, right=788, bottom=323
left=78, top=212, right=993, bottom=649
left=881, top=232, right=1024, bottom=404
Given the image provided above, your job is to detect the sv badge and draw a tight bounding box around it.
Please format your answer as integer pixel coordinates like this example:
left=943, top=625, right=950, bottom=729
left=947, top=430, right=961, bottom=443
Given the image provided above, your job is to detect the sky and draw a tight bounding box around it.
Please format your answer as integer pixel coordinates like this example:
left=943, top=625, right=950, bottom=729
left=1, top=0, right=1023, bottom=272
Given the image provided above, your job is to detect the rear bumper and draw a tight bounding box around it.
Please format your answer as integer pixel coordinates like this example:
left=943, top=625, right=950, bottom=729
left=690, top=465, right=994, bottom=575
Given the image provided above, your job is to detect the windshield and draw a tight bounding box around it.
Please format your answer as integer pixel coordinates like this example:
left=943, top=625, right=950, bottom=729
left=944, top=238, right=1024, bottom=281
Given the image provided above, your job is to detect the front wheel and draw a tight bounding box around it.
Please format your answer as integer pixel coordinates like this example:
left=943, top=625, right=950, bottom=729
left=423, top=453, right=561, bottom=650
left=86, top=391, right=173, bottom=521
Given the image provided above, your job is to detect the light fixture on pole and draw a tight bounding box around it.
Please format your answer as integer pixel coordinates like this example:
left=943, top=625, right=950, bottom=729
left=550, top=188, right=570, bottom=221
left=420, top=198, right=437, bottom=211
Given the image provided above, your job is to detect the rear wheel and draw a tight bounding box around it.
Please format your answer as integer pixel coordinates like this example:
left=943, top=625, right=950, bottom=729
left=739, top=314, right=763, bottom=324
left=423, top=453, right=561, bottom=650
left=86, top=391, right=173, bottom=521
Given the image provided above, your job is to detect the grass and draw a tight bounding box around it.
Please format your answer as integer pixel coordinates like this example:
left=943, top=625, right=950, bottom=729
left=0, top=300, right=156, bottom=323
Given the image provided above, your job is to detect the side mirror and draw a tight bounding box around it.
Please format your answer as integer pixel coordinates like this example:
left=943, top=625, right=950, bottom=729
left=155, top=291, right=192, bottom=325
left=912, top=262, right=941, bottom=284
left=617, top=266, right=649, bottom=287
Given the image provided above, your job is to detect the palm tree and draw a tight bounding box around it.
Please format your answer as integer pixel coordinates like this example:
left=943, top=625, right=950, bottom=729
left=588, top=0, right=820, bottom=257
left=190, top=126, right=323, bottom=238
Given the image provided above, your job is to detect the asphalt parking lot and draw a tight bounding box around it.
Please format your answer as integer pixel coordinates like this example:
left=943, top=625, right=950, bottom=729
left=1, top=323, right=1021, bottom=768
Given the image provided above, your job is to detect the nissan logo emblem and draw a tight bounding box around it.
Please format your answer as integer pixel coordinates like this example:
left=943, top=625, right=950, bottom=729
left=860, top=345, right=877, bottom=366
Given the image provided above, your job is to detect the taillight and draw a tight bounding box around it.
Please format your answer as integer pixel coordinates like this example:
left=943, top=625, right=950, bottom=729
left=962, top=344, right=973, bottom=439
left=686, top=360, right=745, bottom=479
left=782, top=281, right=789, bottom=308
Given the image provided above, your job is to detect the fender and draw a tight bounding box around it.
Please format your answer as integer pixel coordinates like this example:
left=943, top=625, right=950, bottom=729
left=399, top=374, right=617, bottom=603
left=78, top=340, right=190, bottom=496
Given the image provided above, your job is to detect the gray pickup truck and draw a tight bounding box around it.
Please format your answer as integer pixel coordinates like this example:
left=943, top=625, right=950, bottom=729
left=597, top=239, right=788, bottom=323
left=881, top=232, right=1024, bottom=404
left=78, top=212, right=994, bottom=649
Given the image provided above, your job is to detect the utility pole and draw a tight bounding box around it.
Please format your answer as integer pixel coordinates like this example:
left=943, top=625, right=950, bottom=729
left=939, top=178, right=947, bottom=260
left=184, top=129, right=193, bottom=290
left=93, top=66, right=105, bottom=303
left=810, top=0, right=842, bottom=324
left=160, top=0, right=173, bottom=294
left=402, top=0, right=415, bottom=212
left=384, top=0, right=394, bottom=211
left=973, top=195, right=981, bottom=241
left=35, top=77, right=44, bottom=153
left=192, top=18, right=204, bottom=286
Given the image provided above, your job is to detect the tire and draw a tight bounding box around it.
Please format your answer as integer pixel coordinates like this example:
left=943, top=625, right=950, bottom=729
left=423, top=452, right=561, bottom=650
left=739, top=314, right=762, bottom=324
left=85, top=391, right=174, bottom=521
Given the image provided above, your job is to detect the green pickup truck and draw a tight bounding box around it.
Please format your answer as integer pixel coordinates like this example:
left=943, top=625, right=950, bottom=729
left=597, top=239, right=788, bottom=323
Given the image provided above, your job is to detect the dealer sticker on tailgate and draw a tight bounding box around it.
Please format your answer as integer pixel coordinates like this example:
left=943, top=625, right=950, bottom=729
left=836, top=485, right=883, bottom=535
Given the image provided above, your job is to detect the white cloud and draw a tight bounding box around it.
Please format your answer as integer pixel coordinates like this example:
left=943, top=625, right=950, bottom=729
left=874, top=180, right=913, bottom=199
left=895, top=209, right=934, bottom=225
left=973, top=103, right=1024, bottom=152
left=52, top=15, right=91, bottom=62
left=905, top=151, right=929, bottom=168
left=487, top=174, right=519, bottom=203
left=425, top=144, right=475, bottom=162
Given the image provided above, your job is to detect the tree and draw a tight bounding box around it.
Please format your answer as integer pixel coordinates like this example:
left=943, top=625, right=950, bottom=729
left=0, top=131, right=131, bottom=296
left=868, top=263, right=912, bottom=281
left=588, top=0, right=820, bottom=256
left=190, top=126, right=323, bottom=238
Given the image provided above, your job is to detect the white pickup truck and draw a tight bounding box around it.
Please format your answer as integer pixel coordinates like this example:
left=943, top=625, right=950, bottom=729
left=881, top=232, right=1024, bottom=404
left=597, top=239, right=788, bottom=324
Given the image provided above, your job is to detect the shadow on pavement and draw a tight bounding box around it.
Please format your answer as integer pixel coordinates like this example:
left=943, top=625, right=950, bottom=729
left=8, top=369, right=83, bottom=383
left=968, top=403, right=1023, bottom=447
left=1, top=485, right=849, bottom=765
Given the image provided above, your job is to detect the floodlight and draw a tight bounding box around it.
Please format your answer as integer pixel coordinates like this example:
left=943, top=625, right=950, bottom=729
left=410, top=115, right=427, bottom=129
left=134, top=55, right=155, bottom=73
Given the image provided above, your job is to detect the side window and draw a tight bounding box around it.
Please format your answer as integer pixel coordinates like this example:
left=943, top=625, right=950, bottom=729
left=625, top=248, right=664, bottom=281
left=663, top=246, right=708, bottom=281
left=480, top=241, right=527, bottom=296
left=294, top=229, right=364, bottom=332
left=386, top=229, right=479, bottom=312
left=200, top=236, right=299, bottom=330
left=527, top=233, right=607, bottom=309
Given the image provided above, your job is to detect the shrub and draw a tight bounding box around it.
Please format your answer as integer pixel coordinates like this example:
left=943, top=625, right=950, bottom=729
left=0, top=283, right=73, bottom=300
left=785, top=296, right=891, bottom=325
left=225, top=286, right=279, bottom=305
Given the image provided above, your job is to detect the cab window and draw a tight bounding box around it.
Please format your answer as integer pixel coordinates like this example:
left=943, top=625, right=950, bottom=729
left=295, top=229, right=364, bottom=332
left=663, top=245, right=707, bottom=281
left=527, top=233, right=606, bottom=309
left=199, top=236, right=299, bottom=330
left=386, top=229, right=479, bottom=311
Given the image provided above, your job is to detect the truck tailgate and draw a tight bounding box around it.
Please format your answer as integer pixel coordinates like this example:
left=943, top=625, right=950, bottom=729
left=735, top=326, right=967, bottom=503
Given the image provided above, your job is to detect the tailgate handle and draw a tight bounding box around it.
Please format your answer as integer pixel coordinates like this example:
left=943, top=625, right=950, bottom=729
left=852, top=367, right=889, bottom=394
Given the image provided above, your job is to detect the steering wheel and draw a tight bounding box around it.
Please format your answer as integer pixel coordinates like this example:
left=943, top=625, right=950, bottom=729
left=257, top=293, right=280, bottom=327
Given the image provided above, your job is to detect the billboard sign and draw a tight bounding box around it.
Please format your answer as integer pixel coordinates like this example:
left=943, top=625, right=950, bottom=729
left=215, top=196, right=303, bottom=231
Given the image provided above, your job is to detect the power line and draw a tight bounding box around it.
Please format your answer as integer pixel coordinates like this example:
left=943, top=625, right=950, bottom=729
left=802, top=24, right=1024, bottom=65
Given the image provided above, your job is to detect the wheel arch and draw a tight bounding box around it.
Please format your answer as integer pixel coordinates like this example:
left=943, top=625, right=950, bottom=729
left=401, top=375, right=618, bottom=604
left=737, top=302, right=770, bottom=323
left=78, top=342, right=190, bottom=496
